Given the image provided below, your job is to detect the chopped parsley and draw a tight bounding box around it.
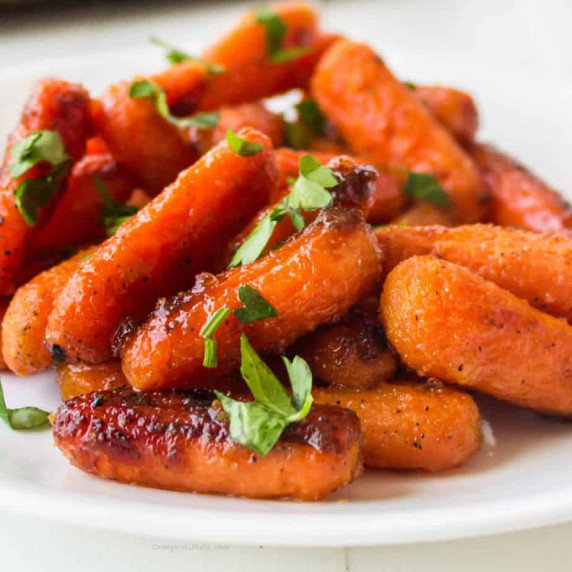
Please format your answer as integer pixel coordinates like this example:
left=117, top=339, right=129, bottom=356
left=404, top=172, right=452, bottom=209
left=0, top=378, right=50, bottom=431
left=95, top=178, right=139, bottom=237
left=226, top=129, right=264, bottom=157
left=234, top=285, right=278, bottom=324
left=285, top=99, right=326, bottom=150
left=201, top=308, right=231, bottom=368
left=149, top=36, right=225, bottom=74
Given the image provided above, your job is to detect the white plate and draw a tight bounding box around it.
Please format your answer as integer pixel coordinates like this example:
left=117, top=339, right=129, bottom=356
left=1, top=43, right=572, bottom=548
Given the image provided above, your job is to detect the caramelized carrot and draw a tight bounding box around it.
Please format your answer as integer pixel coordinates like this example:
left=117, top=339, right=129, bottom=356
left=413, top=85, right=479, bottom=144
left=121, top=208, right=382, bottom=391
left=470, top=143, right=572, bottom=234
left=391, top=203, right=452, bottom=227
left=375, top=224, right=572, bottom=321
left=54, top=388, right=363, bottom=500
left=314, top=381, right=481, bottom=471
left=0, top=80, right=92, bottom=295
left=46, top=128, right=277, bottom=364
left=57, top=362, right=126, bottom=401
left=3, top=246, right=98, bottom=375
left=311, top=40, right=485, bottom=223
left=0, top=299, right=10, bottom=370
left=381, top=256, right=572, bottom=416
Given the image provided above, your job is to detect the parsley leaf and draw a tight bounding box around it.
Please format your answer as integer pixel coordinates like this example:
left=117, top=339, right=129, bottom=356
left=149, top=36, right=225, bottom=74
left=129, top=80, right=219, bottom=130
left=254, top=6, right=307, bottom=63
left=234, top=285, right=278, bottom=324
left=404, top=172, right=452, bottom=209
left=215, top=334, right=313, bottom=456
left=95, top=178, right=139, bottom=236
left=9, top=130, right=70, bottom=179
left=201, top=308, right=231, bottom=368
left=404, top=81, right=417, bottom=91
left=0, top=378, right=50, bottom=431
left=226, top=129, right=264, bottom=157
left=284, top=99, right=326, bottom=150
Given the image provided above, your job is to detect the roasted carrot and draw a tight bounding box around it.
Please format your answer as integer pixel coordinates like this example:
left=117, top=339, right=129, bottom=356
left=54, top=388, right=363, bottom=500
left=293, top=304, right=397, bottom=390
left=413, top=85, right=479, bottom=144
left=57, top=362, right=127, bottom=401
left=312, top=40, right=486, bottom=223
left=470, top=143, right=572, bottom=234
left=45, top=128, right=277, bottom=365
left=0, top=79, right=92, bottom=295
left=121, top=208, right=382, bottom=391
left=381, top=256, right=572, bottom=416
left=0, top=298, right=10, bottom=370
left=375, top=224, right=572, bottom=321
left=31, top=149, right=134, bottom=252
left=390, top=203, right=452, bottom=227
left=3, top=246, right=98, bottom=375
left=314, top=380, right=481, bottom=471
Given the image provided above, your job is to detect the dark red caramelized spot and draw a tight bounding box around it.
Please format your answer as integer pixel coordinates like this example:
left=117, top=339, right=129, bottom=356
left=328, top=156, right=378, bottom=211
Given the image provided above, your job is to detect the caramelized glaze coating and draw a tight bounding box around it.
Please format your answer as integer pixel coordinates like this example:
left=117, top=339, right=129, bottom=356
left=3, top=246, right=98, bottom=375
left=391, top=202, right=452, bottom=227
left=57, top=362, right=127, bottom=401
left=470, top=143, right=572, bottom=234
left=314, top=380, right=481, bottom=471
left=0, top=79, right=92, bottom=295
left=121, top=208, right=383, bottom=391
left=381, top=256, right=572, bottom=416
left=311, top=40, right=485, bottom=223
left=375, top=224, right=572, bottom=321
left=0, top=298, right=10, bottom=370
left=53, top=388, right=363, bottom=500
left=293, top=305, right=397, bottom=390
left=45, top=128, right=277, bottom=365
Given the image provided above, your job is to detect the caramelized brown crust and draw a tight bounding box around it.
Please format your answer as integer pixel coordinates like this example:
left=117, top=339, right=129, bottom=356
left=375, top=224, right=572, bottom=321
left=292, top=305, right=397, bottom=390
left=314, top=381, right=481, bottom=471
left=53, top=388, right=363, bottom=500
left=0, top=79, right=92, bottom=295
left=45, top=128, right=277, bottom=365
left=381, top=256, right=572, bottom=416
left=121, top=208, right=383, bottom=391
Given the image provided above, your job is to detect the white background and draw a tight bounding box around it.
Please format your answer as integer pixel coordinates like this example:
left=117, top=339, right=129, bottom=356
left=1, top=0, right=572, bottom=569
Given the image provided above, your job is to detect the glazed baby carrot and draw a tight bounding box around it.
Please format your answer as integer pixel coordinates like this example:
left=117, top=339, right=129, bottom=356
left=0, top=79, right=92, bottom=295
left=121, top=208, right=383, bottom=391
left=0, top=298, right=10, bottom=370
left=390, top=203, right=452, bottom=226
left=314, top=380, right=481, bottom=471
left=470, top=143, right=572, bottom=234
left=413, top=85, right=479, bottom=144
left=375, top=223, right=572, bottom=321
left=46, top=128, right=277, bottom=365
left=311, top=40, right=486, bottom=223
left=381, top=256, right=572, bottom=416
left=2, top=246, right=98, bottom=375
left=54, top=388, right=362, bottom=500
left=292, top=304, right=397, bottom=390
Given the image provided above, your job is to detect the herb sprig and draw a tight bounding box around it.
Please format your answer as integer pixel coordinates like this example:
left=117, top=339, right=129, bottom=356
left=226, top=129, right=264, bottom=157
left=0, top=379, right=50, bottom=431
left=201, top=308, right=231, bottom=368
left=149, top=36, right=225, bottom=74
left=285, top=99, right=326, bottom=150
left=234, top=285, right=278, bottom=324
left=95, top=178, right=139, bottom=236
left=404, top=172, right=452, bottom=209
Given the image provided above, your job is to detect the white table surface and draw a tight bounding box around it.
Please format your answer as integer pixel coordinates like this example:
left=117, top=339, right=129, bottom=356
left=1, top=0, right=572, bottom=570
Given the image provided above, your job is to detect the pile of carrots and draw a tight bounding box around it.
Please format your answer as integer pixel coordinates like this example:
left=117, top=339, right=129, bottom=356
left=1, top=3, right=572, bottom=501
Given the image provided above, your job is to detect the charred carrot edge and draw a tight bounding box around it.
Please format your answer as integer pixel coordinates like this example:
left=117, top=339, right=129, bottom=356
left=470, top=143, right=572, bottom=234
left=311, top=40, right=486, bottom=223
left=375, top=223, right=572, bottom=321
left=381, top=256, right=572, bottom=416
left=413, top=85, right=479, bottom=144
left=314, top=380, right=481, bottom=471
left=121, top=208, right=383, bottom=391
left=0, top=80, right=92, bottom=296
left=46, top=128, right=277, bottom=365
left=54, top=388, right=363, bottom=500
left=2, top=246, right=98, bottom=375
left=0, top=298, right=10, bottom=370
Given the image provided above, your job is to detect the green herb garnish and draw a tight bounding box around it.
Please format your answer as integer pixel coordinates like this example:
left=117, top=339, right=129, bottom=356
left=215, top=334, right=313, bottom=456
left=404, top=172, right=452, bottom=209
left=285, top=99, right=326, bottom=150
left=129, top=80, right=219, bottom=129
left=149, top=36, right=225, bottom=74
left=0, top=378, right=50, bottom=431
left=95, top=178, right=139, bottom=237
left=226, top=129, right=264, bottom=157
left=201, top=308, right=231, bottom=368
left=404, top=81, right=417, bottom=91
left=234, top=285, right=278, bottom=324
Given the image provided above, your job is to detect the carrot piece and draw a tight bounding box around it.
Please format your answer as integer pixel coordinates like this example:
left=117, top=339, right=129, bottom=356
left=381, top=256, right=572, bottom=416
left=31, top=150, right=134, bottom=252
left=391, top=203, right=452, bottom=227
left=57, top=362, right=127, bottom=401
left=3, top=246, right=98, bottom=375
left=0, top=299, right=10, bottom=370
left=311, top=40, right=486, bottom=223
left=470, top=143, right=572, bottom=234
left=413, top=85, right=479, bottom=144
left=54, top=388, right=363, bottom=500
left=121, top=208, right=382, bottom=391
left=314, top=380, right=481, bottom=471
left=0, top=80, right=92, bottom=295
left=45, top=128, right=277, bottom=365
left=375, top=223, right=572, bottom=321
